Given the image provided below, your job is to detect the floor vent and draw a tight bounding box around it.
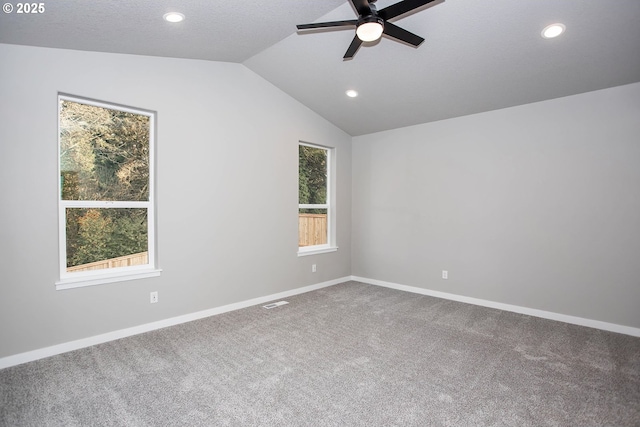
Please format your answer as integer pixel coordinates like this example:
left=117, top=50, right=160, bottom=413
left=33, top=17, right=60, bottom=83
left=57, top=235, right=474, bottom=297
left=263, top=301, right=289, bottom=309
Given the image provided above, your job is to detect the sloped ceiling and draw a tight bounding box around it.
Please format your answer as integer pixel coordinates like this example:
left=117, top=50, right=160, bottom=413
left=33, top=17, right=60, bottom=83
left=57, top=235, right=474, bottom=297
left=1, top=0, right=639, bottom=136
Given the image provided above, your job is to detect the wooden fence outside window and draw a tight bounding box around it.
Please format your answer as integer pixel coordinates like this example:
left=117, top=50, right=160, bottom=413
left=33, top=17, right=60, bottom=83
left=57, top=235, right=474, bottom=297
left=298, top=213, right=327, bottom=247
left=67, top=251, right=148, bottom=273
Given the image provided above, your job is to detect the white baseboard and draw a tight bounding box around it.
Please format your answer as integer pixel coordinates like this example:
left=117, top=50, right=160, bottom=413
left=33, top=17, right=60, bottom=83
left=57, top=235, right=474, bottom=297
left=4, top=275, right=636, bottom=370
left=351, top=276, right=640, bottom=337
left=0, top=276, right=349, bottom=370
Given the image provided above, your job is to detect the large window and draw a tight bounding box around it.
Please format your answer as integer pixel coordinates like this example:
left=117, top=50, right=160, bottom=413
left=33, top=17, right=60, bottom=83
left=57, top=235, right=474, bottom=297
left=298, top=142, right=336, bottom=255
left=57, top=95, right=159, bottom=289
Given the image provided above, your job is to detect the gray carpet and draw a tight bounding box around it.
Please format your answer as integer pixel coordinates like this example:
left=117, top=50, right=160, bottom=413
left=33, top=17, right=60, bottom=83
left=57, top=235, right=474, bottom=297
left=1, top=281, right=639, bottom=426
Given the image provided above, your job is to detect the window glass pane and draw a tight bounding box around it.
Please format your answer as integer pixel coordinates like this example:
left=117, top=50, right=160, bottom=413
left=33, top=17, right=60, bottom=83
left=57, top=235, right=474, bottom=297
left=65, top=208, right=148, bottom=272
left=299, top=209, right=327, bottom=247
left=299, top=145, right=327, bottom=205
left=60, top=100, right=150, bottom=201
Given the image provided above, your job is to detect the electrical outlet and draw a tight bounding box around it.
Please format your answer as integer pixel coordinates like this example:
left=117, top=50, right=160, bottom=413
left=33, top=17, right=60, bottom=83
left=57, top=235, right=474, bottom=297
left=312, top=264, right=317, bottom=273
left=150, top=291, right=158, bottom=304
left=442, top=270, right=448, bottom=280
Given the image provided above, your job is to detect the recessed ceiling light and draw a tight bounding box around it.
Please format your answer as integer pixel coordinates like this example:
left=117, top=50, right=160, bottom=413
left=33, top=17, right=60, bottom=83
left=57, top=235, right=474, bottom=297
left=541, top=23, right=565, bottom=39
left=346, top=90, right=358, bottom=98
left=163, top=12, right=185, bottom=23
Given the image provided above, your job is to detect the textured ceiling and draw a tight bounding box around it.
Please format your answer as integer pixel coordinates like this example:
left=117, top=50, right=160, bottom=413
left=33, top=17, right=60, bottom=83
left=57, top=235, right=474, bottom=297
left=1, top=0, right=639, bottom=136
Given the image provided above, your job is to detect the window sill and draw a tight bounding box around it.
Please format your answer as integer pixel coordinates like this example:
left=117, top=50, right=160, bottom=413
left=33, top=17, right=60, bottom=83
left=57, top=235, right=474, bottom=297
left=297, top=246, right=338, bottom=257
left=55, top=268, right=162, bottom=290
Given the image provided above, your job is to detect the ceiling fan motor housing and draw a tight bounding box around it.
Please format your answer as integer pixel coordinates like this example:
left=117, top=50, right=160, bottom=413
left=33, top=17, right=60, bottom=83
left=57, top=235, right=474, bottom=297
left=357, top=15, right=384, bottom=28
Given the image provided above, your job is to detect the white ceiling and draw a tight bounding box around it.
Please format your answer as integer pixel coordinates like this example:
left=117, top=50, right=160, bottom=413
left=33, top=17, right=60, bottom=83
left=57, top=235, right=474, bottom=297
left=1, top=0, right=639, bottom=136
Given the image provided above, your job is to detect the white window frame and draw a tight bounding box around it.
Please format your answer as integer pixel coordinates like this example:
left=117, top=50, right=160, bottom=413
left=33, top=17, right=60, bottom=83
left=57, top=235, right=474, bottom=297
left=56, top=94, right=161, bottom=290
left=298, top=141, right=337, bottom=256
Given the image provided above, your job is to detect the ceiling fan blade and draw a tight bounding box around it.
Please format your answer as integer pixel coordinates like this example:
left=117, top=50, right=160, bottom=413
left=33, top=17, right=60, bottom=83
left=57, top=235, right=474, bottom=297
left=379, top=0, right=437, bottom=20
left=349, top=0, right=372, bottom=16
left=343, top=35, right=363, bottom=59
left=382, top=22, right=424, bottom=46
left=297, top=20, right=357, bottom=30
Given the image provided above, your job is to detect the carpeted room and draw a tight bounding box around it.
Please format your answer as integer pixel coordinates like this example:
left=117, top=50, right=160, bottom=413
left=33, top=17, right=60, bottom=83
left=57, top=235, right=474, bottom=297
left=1, top=1, right=639, bottom=426
left=2, top=282, right=639, bottom=426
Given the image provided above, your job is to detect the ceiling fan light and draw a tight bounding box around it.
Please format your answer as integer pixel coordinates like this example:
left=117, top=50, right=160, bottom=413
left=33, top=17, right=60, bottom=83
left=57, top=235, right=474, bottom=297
left=357, top=22, right=383, bottom=42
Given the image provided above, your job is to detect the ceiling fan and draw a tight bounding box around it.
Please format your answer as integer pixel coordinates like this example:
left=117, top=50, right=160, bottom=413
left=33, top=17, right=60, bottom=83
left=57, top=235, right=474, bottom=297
left=297, top=0, right=438, bottom=59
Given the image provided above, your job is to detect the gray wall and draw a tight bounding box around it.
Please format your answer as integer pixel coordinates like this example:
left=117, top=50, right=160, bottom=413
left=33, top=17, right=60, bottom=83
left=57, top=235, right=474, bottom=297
left=1, top=42, right=638, bottom=361
left=352, top=83, right=640, bottom=328
left=0, top=44, right=352, bottom=358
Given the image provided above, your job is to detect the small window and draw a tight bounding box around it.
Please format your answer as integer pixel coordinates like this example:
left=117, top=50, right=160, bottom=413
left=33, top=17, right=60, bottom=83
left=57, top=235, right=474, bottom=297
left=298, top=142, right=336, bottom=255
left=57, top=95, right=159, bottom=289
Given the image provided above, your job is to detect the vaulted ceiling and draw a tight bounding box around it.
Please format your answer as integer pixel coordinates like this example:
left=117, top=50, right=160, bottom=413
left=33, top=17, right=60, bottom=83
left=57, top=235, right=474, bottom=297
left=1, top=0, right=639, bottom=136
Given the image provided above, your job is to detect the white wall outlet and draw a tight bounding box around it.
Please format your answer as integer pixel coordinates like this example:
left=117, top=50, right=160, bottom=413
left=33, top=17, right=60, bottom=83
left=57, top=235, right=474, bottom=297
left=312, top=264, right=317, bottom=273
left=442, top=270, right=448, bottom=280
left=150, top=291, right=158, bottom=303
